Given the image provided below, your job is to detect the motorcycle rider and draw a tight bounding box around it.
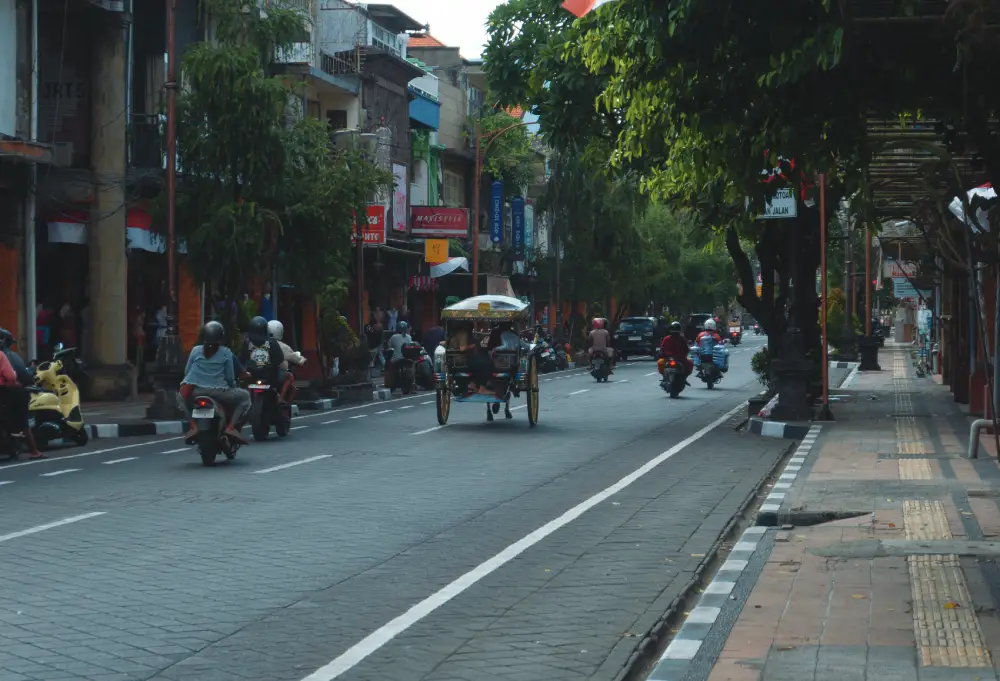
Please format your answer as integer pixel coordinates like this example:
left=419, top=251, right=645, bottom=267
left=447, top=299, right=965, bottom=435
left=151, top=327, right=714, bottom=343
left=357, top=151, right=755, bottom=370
left=266, top=320, right=306, bottom=405
left=0, top=328, right=44, bottom=459
left=386, top=321, right=413, bottom=391
left=587, top=318, right=614, bottom=373
left=658, top=321, right=693, bottom=383
left=180, top=321, right=251, bottom=443
left=239, top=316, right=286, bottom=399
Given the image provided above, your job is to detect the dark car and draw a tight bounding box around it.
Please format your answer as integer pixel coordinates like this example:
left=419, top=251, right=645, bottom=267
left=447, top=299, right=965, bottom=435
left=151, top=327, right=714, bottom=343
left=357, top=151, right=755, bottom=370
left=614, top=317, right=668, bottom=359
left=684, top=313, right=714, bottom=343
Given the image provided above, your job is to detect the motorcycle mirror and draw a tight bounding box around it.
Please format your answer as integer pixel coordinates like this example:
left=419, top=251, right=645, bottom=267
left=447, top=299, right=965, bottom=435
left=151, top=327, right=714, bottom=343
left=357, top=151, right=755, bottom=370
left=53, top=342, right=64, bottom=352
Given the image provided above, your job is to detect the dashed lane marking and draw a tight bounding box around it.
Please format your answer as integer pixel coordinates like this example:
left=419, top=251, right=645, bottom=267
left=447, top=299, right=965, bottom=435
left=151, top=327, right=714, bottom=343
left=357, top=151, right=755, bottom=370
left=0, top=512, right=107, bottom=545
left=253, top=455, right=332, bottom=474
left=375, top=410, right=392, bottom=415
left=40, top=469, right=81, bottom=477
left=102, top=457, right=137, bottom=465
left=569, top=389, right=590, bottom=396
left=322, top=419, right=340, bottom=425
left=413, top=425, right=446, bottom=435
left=289, top=425, right=309, bottom=431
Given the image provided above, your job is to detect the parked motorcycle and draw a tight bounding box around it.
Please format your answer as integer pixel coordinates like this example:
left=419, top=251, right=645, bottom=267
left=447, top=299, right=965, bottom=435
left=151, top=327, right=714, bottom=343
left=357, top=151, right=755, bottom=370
left=415, top=347, right=435, bottom=390
left=660, top=356, right=687, bottom=398
left=391, top=342, right=424, bottom=395
left=247, top=371, right=291, bottom=442
left=536, top=336, right=559, bottom=373
left=27, top=344, right=89, bottom=449
left=590, top=353, right=611, bottom=382
left=189, top=395, right=242, bottom=466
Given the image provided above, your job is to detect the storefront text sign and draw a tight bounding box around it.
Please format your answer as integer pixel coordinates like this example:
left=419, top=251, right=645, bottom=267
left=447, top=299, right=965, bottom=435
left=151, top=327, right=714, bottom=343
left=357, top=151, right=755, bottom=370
left=511, top=196, right=525, bottom=259
left=425, top=239, right=448, bottom=264
left=351, top=205, right=386, bottom=245
left=410, top=207, right=469, bottom=238
left=490, top=181, right=504, bottom=243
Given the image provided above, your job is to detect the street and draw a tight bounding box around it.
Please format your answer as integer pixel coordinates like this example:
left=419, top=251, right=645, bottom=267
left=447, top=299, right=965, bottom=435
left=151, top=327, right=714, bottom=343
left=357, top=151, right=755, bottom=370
left=0, top=338, right=788, bottom=681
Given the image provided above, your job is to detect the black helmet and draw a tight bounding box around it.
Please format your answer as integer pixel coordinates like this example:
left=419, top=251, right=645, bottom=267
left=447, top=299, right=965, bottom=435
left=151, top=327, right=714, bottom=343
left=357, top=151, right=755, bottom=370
left=670, top=321, right=682, bottom=332
left=0, top=327, right=13, bottom=350
left=397, top=321, right=410, bottom=334
left=248, top=316, right=268, bottom=345
left=202, top=321, right=225, bottom=345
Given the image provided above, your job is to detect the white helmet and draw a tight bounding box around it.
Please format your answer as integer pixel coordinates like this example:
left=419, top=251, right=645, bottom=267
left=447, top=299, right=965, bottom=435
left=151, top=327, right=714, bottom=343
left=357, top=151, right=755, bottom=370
left=704, top=319, right=717, bottom=331
left=267, top=320, right=284, bottom=340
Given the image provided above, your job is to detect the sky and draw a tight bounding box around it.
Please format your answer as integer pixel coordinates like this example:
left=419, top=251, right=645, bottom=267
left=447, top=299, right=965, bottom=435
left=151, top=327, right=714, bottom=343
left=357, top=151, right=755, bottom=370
left=387, top=0, right=506, bottom=59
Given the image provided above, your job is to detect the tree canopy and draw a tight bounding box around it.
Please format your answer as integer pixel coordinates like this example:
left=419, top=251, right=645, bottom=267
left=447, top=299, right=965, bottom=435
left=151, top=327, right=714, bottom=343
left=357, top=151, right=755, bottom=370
left=174, top=0, right=392, bottom=309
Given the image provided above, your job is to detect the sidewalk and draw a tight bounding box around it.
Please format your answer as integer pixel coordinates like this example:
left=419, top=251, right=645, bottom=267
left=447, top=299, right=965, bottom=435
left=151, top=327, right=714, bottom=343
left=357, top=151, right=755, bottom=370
left=649, top=346, right=1000, bottom=681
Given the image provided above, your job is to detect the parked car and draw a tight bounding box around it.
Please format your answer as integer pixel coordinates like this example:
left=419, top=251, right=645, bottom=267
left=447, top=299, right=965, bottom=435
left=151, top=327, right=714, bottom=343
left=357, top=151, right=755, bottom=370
left=614, top=317, right=669, bottom=360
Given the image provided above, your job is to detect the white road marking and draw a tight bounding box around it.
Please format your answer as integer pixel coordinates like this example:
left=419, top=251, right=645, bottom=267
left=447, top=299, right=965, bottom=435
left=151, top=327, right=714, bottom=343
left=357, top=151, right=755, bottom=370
left=420, top=401, right=433, bottom=405
left=644, top=371, right=658, bottom=376
left=413, top=425, right=446, bottom=435
left=40, top=469, right=81, bottom=477
left=322, top=419, right=341, bottom=425
left=0, top=436, right=185, bottom=470
left=253, top=455, right=332, bottom=474
left=398, top=406, right=414, bottom=410
left=290, top=426, right=308, bottom=431
left=349, top=415, right=367, bottom=419
left=160, top=448, right=188, bottom=454
left=375, top=410, right=391, bottom=415
left=568, top=389, right=589, bottom=396
left=298, top=401, right=747, bottom=681
left=510, top=405, right=526, bottom=411
left=0, top=481, right=13, bottom=487
left=617, top=379, right=630, bottom=383
left=0, top=512, right=106, bottom=545
left=102, top=457, right=137, bottom=465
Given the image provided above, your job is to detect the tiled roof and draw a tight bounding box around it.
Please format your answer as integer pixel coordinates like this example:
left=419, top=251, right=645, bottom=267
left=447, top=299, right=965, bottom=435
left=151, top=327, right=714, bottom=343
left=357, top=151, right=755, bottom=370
left=506, top=106, right=523, bottom=119
left=408, top=33, right=445, bottom=48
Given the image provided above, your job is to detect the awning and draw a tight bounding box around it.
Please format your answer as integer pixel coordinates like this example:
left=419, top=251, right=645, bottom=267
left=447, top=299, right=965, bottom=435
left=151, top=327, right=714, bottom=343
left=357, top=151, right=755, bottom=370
left=948, top=183, right=994, bottom=233
left=44, top=207, right=187, bottom=253
left=430, top=256, right=469, bottom=278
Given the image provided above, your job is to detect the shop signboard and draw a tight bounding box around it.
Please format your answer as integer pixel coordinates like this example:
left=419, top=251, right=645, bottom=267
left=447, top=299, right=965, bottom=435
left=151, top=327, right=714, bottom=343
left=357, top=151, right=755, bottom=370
left=511, top=196, right=525, bottom=259
left=490, top=180, right=504, bottom=243
left=410, top=206, right=469, bottom=239
left=351, top=205, right=386, bottom=245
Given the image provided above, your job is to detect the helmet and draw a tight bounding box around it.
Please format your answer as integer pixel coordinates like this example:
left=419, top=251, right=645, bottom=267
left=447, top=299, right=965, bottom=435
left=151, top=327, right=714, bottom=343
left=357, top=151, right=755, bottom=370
left=704, top=319, right=717, bottom=331
left=397, top=321, right=409, bottom=334
left=0, top=327, right=13, bottom=350
left=247, top=316, right=269, bottom=345
left=592, top=318, right=604, bottom=329
left=670, top=321, right=681, bottom=332
left=202, top=321, right=225, bottom=346
left=267, top=320, right=284, bottom=341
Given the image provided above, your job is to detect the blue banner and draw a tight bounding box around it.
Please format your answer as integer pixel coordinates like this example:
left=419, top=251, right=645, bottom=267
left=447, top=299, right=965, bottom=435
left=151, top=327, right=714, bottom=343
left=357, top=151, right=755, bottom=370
left=490, top=181, right=504, bottom=244
left=524, top=201, right=534, bottom=255
left=511, top=196, right=525, bottom=259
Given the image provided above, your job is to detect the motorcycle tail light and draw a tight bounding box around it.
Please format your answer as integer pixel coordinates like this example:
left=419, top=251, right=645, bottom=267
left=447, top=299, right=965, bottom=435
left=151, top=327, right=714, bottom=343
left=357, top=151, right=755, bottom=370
left=668, top=360, right=677, bottom=367
left=195, top=398, right=211, bottom=409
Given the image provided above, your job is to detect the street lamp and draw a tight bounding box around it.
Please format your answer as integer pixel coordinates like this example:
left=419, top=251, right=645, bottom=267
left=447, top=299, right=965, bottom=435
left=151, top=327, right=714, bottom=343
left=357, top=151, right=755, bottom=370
left=470, top=118, right=533, bottom=296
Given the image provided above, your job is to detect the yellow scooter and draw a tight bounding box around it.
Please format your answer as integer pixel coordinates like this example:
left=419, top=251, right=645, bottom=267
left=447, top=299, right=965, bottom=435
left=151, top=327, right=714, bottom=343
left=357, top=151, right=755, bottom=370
left=28, top=343, right=89, bottom=448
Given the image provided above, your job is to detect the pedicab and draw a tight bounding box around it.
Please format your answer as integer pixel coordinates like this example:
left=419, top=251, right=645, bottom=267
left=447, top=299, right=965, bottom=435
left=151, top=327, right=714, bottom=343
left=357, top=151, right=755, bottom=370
left=433, top=295, right=541, bottom=426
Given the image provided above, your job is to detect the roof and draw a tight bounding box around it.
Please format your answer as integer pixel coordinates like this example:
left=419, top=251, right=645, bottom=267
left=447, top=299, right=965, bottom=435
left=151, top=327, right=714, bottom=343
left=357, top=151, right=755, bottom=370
left=408, top=33, right=445, bottom=48
left=506, top=106, right=523, bottom=119
left=362, top=3, right=424, bottom=33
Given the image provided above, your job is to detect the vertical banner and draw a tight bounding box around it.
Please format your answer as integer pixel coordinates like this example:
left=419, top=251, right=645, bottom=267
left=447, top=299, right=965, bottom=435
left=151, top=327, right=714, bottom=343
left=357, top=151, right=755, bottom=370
left=524, top=201, right=535, bottom=256
left=392, top=163, right=407, bottom=233
left=511, top=196, right=525, bottom=260
left=490, top=180, right=504, bottom=244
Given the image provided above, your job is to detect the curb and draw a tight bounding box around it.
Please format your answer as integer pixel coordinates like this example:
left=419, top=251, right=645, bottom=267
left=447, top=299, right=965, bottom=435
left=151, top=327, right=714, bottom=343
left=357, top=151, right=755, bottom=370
left=644, top=525, right=770, bottom=681
left=612, top=430, right=794, bottom=681
left=756, top=424, right=822, bottom=526
left=85, top=403, right=311, bottom=440
left=747, top=417, right=811, bottom=440
left=829, top=360, right=860, bottom=369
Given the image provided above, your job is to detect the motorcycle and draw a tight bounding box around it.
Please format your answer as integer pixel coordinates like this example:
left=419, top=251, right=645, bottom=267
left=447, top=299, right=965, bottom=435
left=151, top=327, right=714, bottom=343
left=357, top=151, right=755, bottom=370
left=390, top=342, right=423, bottom=395
left=189, top=394, right=242, bottom=466
left=536, top=336, right=559, bottom=373
left=660, top=355, right=687, bottom=398
left=27, top=343, right=89, bottom=449
left=415, top=347, right=435, bottom=390
left=729, top=330, right=742, bottom=346
left=753, top=323, right=763, bottom=336
left=247, top=370, right=291, bottom=442
left=590, top=352, right=611, bottom=382
left=693, top=339, right=729, bottom=389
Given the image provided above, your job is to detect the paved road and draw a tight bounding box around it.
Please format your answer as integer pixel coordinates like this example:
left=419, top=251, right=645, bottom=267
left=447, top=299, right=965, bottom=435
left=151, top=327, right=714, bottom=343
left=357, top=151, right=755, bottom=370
left=0, top=338, right=788, bottom=681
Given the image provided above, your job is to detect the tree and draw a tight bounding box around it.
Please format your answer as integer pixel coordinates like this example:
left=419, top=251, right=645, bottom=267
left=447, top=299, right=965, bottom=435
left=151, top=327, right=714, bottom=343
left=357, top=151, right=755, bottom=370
left=174, top=0, right=392, bottom=331
left=475, top=110, right=537, bottom=191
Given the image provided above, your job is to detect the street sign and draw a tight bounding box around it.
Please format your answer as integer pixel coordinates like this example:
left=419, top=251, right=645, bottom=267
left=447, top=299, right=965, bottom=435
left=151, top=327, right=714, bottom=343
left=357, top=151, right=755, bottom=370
left=512, top=197, right=525, bottom=259
left=425, top=239, right=448, bottom=264
left=755, top=187, right=797, bottom=219
left=490, top=181, right=504, bottom=243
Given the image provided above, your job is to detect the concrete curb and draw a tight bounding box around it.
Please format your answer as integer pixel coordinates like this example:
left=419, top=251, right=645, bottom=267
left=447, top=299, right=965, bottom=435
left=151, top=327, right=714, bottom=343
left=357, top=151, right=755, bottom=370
left=612, top=431, right=795, bottom=681
left=747, top=417, right=812, bottom=440
left=756, top=424, right=822, bottom=526
left=85, top=403, right=313, bottom=440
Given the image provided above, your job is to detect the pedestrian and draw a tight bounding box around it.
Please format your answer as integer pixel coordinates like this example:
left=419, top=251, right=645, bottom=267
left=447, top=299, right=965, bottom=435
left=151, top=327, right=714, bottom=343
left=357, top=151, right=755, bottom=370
left=423, top=319, right=445, bottom=357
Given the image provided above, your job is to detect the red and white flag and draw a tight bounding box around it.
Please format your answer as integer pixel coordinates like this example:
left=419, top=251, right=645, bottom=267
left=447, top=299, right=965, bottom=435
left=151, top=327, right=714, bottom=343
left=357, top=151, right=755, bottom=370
left=561, top=0, right=616, bottom=17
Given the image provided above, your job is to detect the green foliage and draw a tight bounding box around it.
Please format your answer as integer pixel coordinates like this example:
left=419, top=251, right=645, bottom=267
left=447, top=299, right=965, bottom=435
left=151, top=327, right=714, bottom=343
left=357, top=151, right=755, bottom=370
left=174, top=0, right=392, bottom=306
left=751, top=346, right=772, bottom=391
left=474, top=110, right=536, bottom=190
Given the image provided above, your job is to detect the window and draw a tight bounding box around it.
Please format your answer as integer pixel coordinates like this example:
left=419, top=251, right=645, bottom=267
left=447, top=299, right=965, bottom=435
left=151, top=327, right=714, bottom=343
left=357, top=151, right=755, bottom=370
left=467, top=87, right=483, bottom=117
left=443, top=171, right=464, bottom=207
left=326, top=109, right=348, bottom=130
